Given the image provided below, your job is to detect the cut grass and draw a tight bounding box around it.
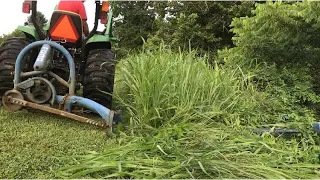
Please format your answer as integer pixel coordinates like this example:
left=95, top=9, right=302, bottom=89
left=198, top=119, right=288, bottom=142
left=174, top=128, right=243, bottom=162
left=57, top=46, right=320, bottom=178
left=0, top=108, right=113, bottom=179
left=57, top=123, right=320, bottom=179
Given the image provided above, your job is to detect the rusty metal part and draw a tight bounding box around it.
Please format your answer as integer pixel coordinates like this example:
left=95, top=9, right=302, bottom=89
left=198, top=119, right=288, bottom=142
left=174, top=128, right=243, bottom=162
left=21, top=71, right=46, bottom=78
left=16, top=78, right=35, bottom=90
left=2, top=90, right=24, bottom=111
left=24, top=77, right=56, bottom=105
left=6, top=96, right=110, bottom=128
left=59, top=94, right=69, bottom=110
left=48, top=71, right=69, bottom=88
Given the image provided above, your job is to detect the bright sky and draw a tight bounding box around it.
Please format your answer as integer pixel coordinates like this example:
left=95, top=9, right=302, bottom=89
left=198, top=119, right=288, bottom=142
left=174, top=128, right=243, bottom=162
left=0, top=0, right=100, bottom=36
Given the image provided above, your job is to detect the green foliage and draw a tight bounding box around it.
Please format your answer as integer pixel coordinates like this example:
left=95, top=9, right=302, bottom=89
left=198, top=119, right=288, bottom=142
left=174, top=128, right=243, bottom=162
left=149, top=1, right=255, bottom=54
left=57, top=46, right=320, bottom=178
left=0, top=29, right=25, bottom=45
left=112, top=1, right=157, bottom=57
left=27, top=11, right=48, bottom=29
left=219, top=1, right=320, bottom=122
left=112, top=1, right=255, bottom=58
left=229, top=2, right=320, bottom=66
left=57, top=123, right=320, bottom=179
left=114, top=45, right=268, bottom=130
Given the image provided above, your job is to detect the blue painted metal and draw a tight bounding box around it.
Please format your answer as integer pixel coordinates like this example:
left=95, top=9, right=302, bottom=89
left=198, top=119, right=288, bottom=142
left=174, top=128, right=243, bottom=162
left=56, top=95, right=114, bottom=123
left=12, top=40, right=122, bottom=127
left=33, top=44, right=53, bottom=71
left=253, top=128, right=301, bottom=135
left=313, top=122, right=320, bottom=133
left=254, top=124, right=320, bottom=135
left=14, top=40, right=76, bottom=95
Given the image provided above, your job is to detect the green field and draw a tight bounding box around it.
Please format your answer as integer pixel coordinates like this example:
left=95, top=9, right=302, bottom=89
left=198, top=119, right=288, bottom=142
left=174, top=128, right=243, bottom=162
left=0, top=108, right=113, bottom=178
left=1, top=47, right=320, bottom=179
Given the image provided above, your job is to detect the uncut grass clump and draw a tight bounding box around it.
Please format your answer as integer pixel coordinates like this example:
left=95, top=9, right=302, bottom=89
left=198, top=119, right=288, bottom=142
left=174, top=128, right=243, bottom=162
left=57, top=45, right=320, bottom=178
left=114, top=45, right=265, bottom=130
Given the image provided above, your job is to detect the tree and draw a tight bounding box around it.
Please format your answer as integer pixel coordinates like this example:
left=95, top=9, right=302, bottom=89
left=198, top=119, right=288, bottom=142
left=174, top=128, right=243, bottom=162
left=218, top=1, right=320, bottom=115
left=112, top=1, right=157, bottom=57
left=148, top=1, right=255, bottom=55
left=0, top=12, right=47, bottom=45
left=111, top=1, right=255, bottom=59
left=27, top=11, right=48, bottom=29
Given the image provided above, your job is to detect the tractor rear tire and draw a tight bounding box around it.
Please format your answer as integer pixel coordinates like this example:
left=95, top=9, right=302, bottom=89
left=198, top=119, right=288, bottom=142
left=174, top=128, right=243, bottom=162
left=83, top=49, right=116, bottom=109
left=0, top=38, right=36, bottom=100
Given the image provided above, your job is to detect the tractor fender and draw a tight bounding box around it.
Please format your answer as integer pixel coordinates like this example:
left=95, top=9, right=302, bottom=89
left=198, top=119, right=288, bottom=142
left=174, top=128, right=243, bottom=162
left=85, top=11, right=118, bottom=47
left=86, top=34, right=117, bottom=44
left=17, top=25, right=40, bottom=41
left=84, top=35, right=116, bottom=55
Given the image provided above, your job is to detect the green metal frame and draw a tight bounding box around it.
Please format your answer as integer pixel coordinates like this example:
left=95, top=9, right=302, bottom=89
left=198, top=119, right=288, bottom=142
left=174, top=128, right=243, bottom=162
left=17, top=25, right=40, bottom=41
left=86, top=11, right=118, bottom=44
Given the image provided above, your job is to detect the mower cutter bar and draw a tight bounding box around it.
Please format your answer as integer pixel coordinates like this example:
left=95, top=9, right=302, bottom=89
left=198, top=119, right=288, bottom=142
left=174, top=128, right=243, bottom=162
left=5, top=96, right=109, bottom=128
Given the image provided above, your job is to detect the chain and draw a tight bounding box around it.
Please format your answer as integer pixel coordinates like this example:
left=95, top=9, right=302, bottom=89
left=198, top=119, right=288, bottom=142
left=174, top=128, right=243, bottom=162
left=59, top=94, right=69, bottom=110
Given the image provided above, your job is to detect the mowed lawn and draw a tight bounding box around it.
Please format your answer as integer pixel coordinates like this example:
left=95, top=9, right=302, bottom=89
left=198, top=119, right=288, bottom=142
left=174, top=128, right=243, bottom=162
left=0, top=107, right=114, bottom=178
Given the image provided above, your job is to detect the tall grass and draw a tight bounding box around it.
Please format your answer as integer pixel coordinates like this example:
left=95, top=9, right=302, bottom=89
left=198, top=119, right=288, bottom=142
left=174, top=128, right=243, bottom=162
left=114, top=45, right=266, bottom=131
left=57, top=45, right=320, bottom=178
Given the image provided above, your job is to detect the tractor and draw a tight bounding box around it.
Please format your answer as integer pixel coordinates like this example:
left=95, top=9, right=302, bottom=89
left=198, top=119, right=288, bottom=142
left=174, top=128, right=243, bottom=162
left=0, top=0, right=122, bottom=130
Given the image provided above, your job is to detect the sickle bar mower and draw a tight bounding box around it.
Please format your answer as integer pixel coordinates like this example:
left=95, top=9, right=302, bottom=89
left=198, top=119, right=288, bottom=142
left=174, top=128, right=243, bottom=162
left=2, top=40, right=122, bottom=131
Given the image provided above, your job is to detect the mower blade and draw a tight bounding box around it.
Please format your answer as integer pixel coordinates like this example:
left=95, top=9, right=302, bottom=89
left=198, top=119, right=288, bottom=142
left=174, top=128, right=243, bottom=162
left=7, top=97, right=110, bottom=128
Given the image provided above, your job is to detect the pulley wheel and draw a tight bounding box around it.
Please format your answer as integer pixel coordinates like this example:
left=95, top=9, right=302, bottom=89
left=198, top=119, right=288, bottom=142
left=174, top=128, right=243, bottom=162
left=2, top=90, right=24, bottom=111
left=26, top=79, right=52, bottom=104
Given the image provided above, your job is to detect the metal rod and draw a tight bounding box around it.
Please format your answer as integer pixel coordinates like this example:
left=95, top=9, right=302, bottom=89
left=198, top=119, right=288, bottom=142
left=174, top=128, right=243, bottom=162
left=21, top=71, right=46, bottom=78
left=48, top=71, right=69, bottom=88
left=31, top=1, right=45, bottom=40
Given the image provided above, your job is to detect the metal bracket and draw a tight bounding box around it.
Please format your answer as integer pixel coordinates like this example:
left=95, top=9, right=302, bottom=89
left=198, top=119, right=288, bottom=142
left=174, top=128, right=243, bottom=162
left=16, top=79, right=34, bottom=90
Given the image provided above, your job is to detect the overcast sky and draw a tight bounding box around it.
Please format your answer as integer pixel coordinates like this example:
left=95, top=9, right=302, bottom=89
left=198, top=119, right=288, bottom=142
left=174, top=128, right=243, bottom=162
left=0, top=0, right=99, bottom=36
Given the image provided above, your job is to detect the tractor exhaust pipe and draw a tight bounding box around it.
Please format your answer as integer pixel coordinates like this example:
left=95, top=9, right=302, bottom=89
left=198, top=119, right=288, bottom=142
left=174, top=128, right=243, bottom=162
left=31, top=1, right=45, bottom=40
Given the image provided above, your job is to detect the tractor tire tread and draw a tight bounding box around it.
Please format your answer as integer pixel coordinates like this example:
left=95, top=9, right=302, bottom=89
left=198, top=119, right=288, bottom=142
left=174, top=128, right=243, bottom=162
left=83, top=49, right=116, bottom=109
left=0, top=37, right=35, bottom=95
